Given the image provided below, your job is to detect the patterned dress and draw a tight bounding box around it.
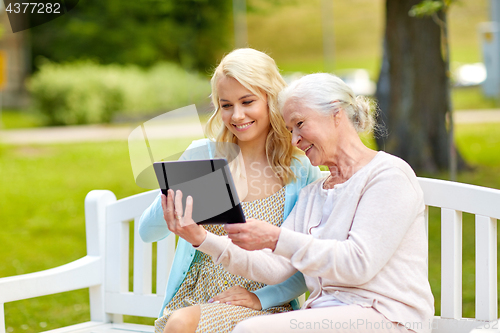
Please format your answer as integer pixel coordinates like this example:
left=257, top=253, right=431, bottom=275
left=154, top=186, right=292, bottom=333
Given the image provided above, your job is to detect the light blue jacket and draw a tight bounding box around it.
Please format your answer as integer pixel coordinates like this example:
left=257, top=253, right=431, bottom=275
left=138, top=139, right=321, bottom=317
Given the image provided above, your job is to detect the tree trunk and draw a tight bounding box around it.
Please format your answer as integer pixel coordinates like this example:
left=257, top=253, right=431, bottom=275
left=375, top=0, right=465, bottom=174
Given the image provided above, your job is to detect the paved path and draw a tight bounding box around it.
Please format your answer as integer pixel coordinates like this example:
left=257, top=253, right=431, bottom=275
left=0, top=122, right=204, bottom=145
left=453, top=109, right=500, bottom=124
left=0, top=109, right=499, bottom=145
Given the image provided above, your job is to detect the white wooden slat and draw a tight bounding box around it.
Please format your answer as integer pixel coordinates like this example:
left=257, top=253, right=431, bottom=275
left=85, top=190, right=116, bottom=323
left=475, top=215, right=498, bottom=321
left=424, top=205, right=429, bottom=237
left=1, top=303, right=5, bottom=333
left=0, top=257, right=101, bottom=303
left=89, top=285, right=110, bottom=324
left=440, top=208, right=462, bottom=319
left=41, top=322, right=154, bottom=333
left=111, top=314, right=123, bottom=324
left=419, top=177, right=500, bottom=219
left=156, top=234, right=176, bottom=297
left=133, top=217, right=152, bottom=295
left=107, top=190, right=159, bottom=224
left=105, top=292, right=164, bottom=318
left=40, top=322, right=111, bottom=333
left=431, top=317, right=490, bottom=333
left=106, top=221, right=130, bottom=294
left=424, top=205, right=429, bottom=276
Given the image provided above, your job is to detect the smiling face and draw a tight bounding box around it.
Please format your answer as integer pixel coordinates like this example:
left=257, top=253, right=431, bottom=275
left=283, top=99, right=337, bottom=167
left=217, top=76, right=270, bottom=145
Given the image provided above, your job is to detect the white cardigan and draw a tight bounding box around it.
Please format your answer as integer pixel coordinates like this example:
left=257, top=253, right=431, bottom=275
left=198, top=151, right=434, bottom=333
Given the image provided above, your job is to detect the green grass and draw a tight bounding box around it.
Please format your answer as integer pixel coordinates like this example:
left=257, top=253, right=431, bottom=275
left=0, top=110, right=44, bottom=129
left=453, top=86, right=500, bottom=110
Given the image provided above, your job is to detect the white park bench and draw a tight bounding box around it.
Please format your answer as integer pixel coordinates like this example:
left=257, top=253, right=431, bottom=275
left=0, top=171, right=499, bottom=333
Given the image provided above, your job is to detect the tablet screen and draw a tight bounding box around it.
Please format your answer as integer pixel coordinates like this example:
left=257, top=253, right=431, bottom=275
left=153, top=159, right=245, bottom=224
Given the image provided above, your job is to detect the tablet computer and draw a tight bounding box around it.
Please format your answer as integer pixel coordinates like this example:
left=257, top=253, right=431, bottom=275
left=153, top=159, right=245, bottom=224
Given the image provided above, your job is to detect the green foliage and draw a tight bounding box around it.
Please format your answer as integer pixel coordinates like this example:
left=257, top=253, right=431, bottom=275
left=409, top=0, right=446, bottom=17
left=29, top=0, right=233, bottom=72
left=27, top=60, right=210, bottom=125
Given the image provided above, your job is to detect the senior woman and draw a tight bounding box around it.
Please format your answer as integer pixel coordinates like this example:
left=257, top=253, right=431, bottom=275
left=165, top=73, right=434, bottom=333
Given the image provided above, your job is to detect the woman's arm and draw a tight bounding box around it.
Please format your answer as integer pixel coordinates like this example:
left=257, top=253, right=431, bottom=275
left=197, top=230, right=297, bottom=285
left=274, top=168, right=422, bottom=286
left=210, top=270, right=307, bottom=310
left=253, top=271, right=308, bottom=309
left=138, top=192, right=171, bottom=242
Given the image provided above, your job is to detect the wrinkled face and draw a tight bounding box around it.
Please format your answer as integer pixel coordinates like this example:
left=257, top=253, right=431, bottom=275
left=283, top=99, right=337, bottom=167
left=217, top=76, right=270, bottom=144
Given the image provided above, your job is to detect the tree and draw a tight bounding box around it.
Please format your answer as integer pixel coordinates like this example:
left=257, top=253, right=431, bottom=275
left=28, top=0, right=233, bottom=72
left=375, top=0, right=465, bottom=174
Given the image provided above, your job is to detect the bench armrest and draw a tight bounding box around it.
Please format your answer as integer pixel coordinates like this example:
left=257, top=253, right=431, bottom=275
left=0, top=255, right=102, bottom=304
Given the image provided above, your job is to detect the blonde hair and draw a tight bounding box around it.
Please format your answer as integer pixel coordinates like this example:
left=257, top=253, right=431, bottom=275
left=205, top=48, right=299, bottom=184
left=278, top=73, right=377, bottom=133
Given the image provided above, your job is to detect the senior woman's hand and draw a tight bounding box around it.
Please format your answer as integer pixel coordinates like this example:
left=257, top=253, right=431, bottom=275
left=224, top=218, right=281, bottom=251
left=161, top=189, right=207, bottom=247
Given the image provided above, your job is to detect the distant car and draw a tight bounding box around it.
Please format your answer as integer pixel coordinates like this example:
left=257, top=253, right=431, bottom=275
left=452, top=63, right=486, bottom=87
left=335, top=69, right=376, bottom=96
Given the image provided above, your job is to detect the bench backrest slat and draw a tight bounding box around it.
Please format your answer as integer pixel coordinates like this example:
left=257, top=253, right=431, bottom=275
left=105, top=220, right=130, bottom=294
left=418, top=177, right=500, bottom=219
left=133, top=216, right=153, bottom=295
left=156, top=234, right=175, bottom=298
left=440, top=208, right=463, bottom=319
left=475, top=215, right=498, bottom=321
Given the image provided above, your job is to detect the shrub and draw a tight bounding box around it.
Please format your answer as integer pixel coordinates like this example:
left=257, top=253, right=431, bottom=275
left=28, top=60, right=211, bottom=125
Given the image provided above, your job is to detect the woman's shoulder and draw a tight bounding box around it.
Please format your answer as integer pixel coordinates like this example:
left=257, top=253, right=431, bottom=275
left=366, top=151, right=422, bottom=195
left=187, top=138, right=213, bottom=149
left=372, top=151, right=417, bottom=178
left=180, top=138, right=215, bottom=160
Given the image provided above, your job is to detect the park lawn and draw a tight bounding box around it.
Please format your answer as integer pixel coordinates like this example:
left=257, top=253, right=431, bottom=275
left=1, top=110, right=44, bottom=129
left=0, top=123, right=499, bottom=332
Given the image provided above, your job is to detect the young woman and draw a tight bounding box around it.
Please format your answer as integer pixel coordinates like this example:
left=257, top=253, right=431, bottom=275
left=138, top=48, right=321, bottom=333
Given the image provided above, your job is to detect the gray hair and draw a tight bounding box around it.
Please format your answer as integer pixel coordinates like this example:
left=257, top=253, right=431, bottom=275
left=278, top=73, right=377, bottom=133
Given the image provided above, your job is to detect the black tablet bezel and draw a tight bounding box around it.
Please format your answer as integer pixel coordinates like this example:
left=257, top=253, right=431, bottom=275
left=153, top=159, right=246, bottom=224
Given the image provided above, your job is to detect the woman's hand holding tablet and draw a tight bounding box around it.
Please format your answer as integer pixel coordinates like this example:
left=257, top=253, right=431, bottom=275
left=161, top=189, right=207, bottom=247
